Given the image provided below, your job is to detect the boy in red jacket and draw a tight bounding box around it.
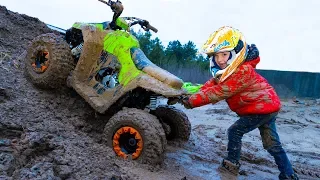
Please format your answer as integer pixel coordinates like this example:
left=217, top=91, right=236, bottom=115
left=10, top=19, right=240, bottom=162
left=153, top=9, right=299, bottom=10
left=182, top=26, right=298, bottom=180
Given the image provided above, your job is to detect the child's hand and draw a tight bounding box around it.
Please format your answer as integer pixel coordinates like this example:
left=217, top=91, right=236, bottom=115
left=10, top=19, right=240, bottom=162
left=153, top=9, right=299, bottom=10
left=167, top=97, right=180, bottom=105
left=167, top=96, right=193, bottom=109
left=181, top=96, right=193, bottom=109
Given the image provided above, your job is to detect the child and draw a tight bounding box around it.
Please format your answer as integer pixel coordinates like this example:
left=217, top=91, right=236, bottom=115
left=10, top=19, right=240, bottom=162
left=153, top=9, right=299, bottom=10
left=181, top=26, right=298, bottom=180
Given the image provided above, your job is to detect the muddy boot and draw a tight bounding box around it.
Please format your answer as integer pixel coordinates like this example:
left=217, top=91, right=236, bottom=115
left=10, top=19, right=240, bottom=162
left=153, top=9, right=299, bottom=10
left=218, top=159, right=241, bottom=176
left=279, top=173, right=299, bottom=180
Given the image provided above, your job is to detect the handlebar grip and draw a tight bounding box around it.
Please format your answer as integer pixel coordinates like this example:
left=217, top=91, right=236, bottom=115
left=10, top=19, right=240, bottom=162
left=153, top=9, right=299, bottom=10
left=147, top=24, right=158, bottom=33
left=98, top=0, right=109, bottom=5
left=111, top=1, right=123, bottom=14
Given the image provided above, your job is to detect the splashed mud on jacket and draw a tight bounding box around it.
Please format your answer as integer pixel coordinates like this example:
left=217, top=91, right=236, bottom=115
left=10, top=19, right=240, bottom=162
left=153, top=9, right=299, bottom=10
left=188, top=57, right=281, bottom=116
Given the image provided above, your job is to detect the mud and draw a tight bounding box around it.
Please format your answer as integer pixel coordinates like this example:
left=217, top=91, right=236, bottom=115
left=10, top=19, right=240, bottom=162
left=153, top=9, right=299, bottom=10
left=172, top=100, right=320, bottom=179
left=1, top=5, right=320, bottom=180
left=70, top=26, right=185, bottom=114
left=0, top=6, right=53, bottom=59
left=25, top=33, right=75, bottom=89
left=103, top=108, right=167, bottom=165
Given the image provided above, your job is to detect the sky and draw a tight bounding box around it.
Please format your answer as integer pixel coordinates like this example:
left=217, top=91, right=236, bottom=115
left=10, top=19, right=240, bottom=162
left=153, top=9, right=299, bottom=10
left=1, top=0, right=320, bottom=72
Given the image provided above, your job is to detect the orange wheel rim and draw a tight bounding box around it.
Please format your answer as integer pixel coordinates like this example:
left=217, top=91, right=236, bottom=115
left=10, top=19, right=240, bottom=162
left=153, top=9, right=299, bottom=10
left=32, top=50, right=50, bottom=73
left=112, top=126, right=143, bottom=160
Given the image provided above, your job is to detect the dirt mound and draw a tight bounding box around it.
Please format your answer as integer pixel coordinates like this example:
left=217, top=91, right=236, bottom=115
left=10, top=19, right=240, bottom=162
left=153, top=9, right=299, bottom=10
left=0, top=5, right=54, bottom=56
left=0, top=6, right=139, bottom=179
left=0, top=6, right=189, bottom=180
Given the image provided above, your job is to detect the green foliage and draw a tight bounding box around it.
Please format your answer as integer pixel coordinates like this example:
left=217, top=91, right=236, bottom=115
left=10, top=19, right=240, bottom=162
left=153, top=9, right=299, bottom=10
left=131, top=30, right=211, bottom=83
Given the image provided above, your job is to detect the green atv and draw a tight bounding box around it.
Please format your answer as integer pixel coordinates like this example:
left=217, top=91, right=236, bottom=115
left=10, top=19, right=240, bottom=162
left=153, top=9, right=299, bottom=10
left=24, top=0, right=192, bottom=165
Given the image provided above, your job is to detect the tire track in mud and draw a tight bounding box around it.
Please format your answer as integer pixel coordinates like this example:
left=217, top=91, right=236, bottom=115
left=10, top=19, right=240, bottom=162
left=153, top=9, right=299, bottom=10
left=0, top=122, right=24, bottom=178
left=0, top=84, right=137, bottom=179
left=178, top=122, right=320, bottom=179
left=234, top=134, right=320, bottom=179
left=294, top=168, right=320, bottom=179
left=0, top=57, right=135, bottom=179
left=288, top=150, right=320, bottom=161
left=287, top=150, right=320, bottom=179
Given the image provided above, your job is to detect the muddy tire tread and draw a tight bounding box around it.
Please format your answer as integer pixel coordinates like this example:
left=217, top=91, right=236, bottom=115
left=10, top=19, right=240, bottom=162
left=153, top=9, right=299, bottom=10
left=25, top=33, right=74, bottom=89
left=152, top=105, right=191, bottom=141
left=103, top=108, right=167, bottom=165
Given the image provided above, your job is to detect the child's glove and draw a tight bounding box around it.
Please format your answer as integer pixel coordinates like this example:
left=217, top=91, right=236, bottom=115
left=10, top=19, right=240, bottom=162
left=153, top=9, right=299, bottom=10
left=167, top=96, right=193, bottom=109
left=181, top=96, right=193, bottom=109
left=167, top=97, right=180, bottom=105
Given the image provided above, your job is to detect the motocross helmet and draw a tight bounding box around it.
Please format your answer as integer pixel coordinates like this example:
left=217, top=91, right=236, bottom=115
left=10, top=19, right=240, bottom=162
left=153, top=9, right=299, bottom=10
left=202, top=26, right=248, bottom=82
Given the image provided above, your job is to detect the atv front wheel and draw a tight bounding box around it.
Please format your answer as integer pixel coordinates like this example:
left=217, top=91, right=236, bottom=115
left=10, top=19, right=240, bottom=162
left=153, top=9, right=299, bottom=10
left=25, top=33, right=74, bottom=88
left=151, top=105, right=191, bottom=141
left=103, top=108, right=167, bottom=165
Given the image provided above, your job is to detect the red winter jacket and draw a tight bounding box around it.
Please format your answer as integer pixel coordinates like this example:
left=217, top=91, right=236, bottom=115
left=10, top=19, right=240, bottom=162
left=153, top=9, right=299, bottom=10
left=188, top=57, right=281, bottom=116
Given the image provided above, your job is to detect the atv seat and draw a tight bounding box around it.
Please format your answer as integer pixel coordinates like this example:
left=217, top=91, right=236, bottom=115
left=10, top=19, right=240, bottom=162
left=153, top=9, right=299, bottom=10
left=130, top=48, right=184, bottom=89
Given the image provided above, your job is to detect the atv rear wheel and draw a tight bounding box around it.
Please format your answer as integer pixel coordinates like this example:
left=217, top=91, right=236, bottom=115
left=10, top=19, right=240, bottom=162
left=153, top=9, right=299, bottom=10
left=25, top=33, right=74, bottom=89
left=103, top=108, right=167, bottom=165
left=151, top=105, right=191, bottom=141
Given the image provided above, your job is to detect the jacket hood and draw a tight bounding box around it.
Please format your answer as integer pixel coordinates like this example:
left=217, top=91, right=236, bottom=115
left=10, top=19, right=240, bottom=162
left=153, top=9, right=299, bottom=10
left=244, top=57, right=260, bottom=68
left=243, top=44, right=260, bottom=68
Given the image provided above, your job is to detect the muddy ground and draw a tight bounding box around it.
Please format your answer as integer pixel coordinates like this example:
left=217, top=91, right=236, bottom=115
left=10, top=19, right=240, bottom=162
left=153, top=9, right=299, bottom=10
left=1, top=5, right=320, bottom=180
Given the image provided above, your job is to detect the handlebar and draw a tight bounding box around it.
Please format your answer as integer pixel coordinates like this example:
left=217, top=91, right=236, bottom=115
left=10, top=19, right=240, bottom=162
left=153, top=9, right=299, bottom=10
left=98, top=0, right=158, bottom=33
left=123, top=17, right=158, bottom=33
left=98, top=0, right=123, bottom=13
left=98, top=0, right=123, bottom=21
left=142, top=20, right=158, bottom=33
left=97, top=0, right=109, bottom=5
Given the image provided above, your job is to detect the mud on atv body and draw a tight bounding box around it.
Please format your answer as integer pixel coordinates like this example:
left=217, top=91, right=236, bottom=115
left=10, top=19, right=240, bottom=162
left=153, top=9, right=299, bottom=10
left=24, top=7, right=191, bottom=165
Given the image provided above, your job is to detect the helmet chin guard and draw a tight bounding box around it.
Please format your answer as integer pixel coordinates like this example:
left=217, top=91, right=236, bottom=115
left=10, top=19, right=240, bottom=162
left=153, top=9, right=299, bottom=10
left=219, top=42, right=248, bottom=82
left=204, top=26, right=248, bottom=82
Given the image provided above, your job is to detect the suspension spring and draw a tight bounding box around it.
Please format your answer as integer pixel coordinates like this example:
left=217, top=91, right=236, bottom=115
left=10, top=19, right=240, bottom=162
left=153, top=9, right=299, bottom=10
left=71, top=43, right=83, bottom=56
left=149, top=96, right=157, bottom=110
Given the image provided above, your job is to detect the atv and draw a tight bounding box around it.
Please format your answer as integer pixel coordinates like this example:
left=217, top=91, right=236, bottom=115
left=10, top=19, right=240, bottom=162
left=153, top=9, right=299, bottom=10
left=24, top=0, right=191, bottom=165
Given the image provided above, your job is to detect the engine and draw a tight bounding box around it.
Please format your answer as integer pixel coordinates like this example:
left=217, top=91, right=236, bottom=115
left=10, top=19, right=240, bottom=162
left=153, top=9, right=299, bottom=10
left=65, top=28, right=84, bottom=62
